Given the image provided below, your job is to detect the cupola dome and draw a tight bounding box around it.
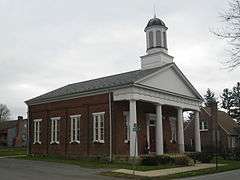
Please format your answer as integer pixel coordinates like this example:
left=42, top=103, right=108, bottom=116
left=145, top=17, right=167, bottom=31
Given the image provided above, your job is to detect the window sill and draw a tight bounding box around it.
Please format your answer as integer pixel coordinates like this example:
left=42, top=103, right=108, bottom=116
left=50, top=141, right=60, bottom=145
left=70, top=141, right=80, bottom=144
left=33, top=142, right=42, bottom=145
left=93, top=140, right=105, bottom=144
left=200, top=129, right=208, bottom=132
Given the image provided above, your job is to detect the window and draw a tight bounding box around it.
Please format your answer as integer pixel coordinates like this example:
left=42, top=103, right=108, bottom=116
left=33, top=119, right=42, bottom=144
left=199, top=121, right=208, bottom=131
left=50, top=117, right=60, bottom=144
left=70, top=115, right=81, bottom=143
left=123, top=111, right=130, bottom=143
left=149, top=31, right=154, bottom=48
left=163, top=31, right=167, bottom=48
left=156, top=30, right=161, bottom=46
left=93, top=112, right=105, bottom=143
left=232, top=137, right=236, bottom=148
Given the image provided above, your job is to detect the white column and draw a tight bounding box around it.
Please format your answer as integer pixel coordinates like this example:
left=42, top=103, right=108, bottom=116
left=194, top=111, right=201, bottom=152
left=156, top=104, right=164, bottom=155
left=177, top=107, right=185, bottom=153
left=129, top=100, right=138, bottom=157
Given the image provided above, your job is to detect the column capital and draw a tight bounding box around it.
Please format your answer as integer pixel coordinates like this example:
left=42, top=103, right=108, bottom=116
left=129, top=99, right=137, bottom=102
left=156, top=103, right=162, bottom=106
left=176, top=106, right=184, bottom=111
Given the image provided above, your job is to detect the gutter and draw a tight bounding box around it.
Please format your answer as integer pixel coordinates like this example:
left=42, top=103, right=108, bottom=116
left=25, top=84, right=133, bottom=106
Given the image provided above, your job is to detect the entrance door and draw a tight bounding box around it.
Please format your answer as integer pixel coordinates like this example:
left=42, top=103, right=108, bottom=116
left=149, top=123, right=156, bottom=152
left=147, top=113, right=156, bottom=153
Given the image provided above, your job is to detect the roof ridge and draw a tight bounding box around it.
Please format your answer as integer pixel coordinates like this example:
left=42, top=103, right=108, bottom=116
left=26, top=63, right=173, bottom=105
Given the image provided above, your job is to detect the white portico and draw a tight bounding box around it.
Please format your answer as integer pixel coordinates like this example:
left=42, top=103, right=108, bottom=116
left=113, top=15, right=202, bottom=157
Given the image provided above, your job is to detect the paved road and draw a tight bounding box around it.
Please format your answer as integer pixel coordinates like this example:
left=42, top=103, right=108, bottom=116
left=0, top=158, right=121, bottom=180
left=180, top=169, right=240, bottom=180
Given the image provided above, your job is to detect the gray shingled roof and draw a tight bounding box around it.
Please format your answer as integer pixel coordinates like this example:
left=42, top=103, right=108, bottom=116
left=26, top=63, right=173, bottom=105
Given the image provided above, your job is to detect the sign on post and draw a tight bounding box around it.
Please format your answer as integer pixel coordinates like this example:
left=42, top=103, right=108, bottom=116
left=132, top=123, right=140, bottom=132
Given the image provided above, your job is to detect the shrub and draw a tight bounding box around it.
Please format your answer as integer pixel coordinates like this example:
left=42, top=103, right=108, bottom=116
left=173, top=155, right=194, bottom=166
left=185, top=152, right=214, bottom=163
left=231, top=147, right=240, bottom=161
left=141, top=155, right=159, bottom=166
left=141, top=154, right=194, bottom=166
left=200, top=152, right=214, bottom=163
left=156, top=155, right=174, bottom=165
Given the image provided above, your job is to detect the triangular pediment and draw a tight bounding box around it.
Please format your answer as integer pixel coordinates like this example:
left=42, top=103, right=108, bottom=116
left=136, top=64, right=202, bottom=99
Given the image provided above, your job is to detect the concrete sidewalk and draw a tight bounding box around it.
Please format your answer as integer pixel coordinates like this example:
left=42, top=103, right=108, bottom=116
left=113, top=163, right=224, bottom=177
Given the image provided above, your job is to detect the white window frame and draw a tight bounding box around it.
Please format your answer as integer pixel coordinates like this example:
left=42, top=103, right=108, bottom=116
left=200, top=121, right=208, bottom=131
left=70, top=115, right=81, bottom=144
left=33, top=119, right=42, bottom=144
left=123, top=111, right=130, bottom=143
left=50, top=117, right=60, bottom=144
left=93, top=112, right=105, bottom=143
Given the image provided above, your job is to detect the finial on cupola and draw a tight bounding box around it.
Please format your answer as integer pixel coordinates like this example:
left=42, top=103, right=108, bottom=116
left=153, top=4, right=156, bottom=18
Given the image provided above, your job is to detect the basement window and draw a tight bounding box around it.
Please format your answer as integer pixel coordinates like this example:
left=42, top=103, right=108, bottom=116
left=70, top=115, right=81, bottom=144
left=33, top=119, right=42, bottom=144
left=93, top=112, right=105, bottom=143
left=50, top=117, right=60, bottom=144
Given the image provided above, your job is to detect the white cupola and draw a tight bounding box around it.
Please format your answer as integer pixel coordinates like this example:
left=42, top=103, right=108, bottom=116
left=141, top=15, right=173, bottom=69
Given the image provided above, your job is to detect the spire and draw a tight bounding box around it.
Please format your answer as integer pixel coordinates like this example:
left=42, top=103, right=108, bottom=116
left=153, top=4, right=156, bottom=18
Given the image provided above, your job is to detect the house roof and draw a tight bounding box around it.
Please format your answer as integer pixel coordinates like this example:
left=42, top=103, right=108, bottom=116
left=26, top=63, right=174, bottom=105
left=201, top=107, right=239, bottom=135
left=217, top=111, right=239, bottom=135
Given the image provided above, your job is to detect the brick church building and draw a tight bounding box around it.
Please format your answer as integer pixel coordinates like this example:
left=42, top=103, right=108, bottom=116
left=26, top=15, right=203, bottom=158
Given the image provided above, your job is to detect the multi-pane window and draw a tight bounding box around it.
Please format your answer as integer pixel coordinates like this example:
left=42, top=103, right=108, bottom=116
left=149, top=31, right=154, bottom=48
left=123, top=111, right=130, bottom=143
left=93, top=112, right=105, bottom=143
left=156, top=30, right=161, bottom=46
left=33, top=119, right=42, bottom=144
left=50, top=117, right=60, bottom=144
left=199, top=121, right=208, bottom=131
left=70, top=115, right=81, bottom=143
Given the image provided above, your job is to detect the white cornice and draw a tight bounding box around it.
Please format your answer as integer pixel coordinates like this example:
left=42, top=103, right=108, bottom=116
left=113, top=86, right=200, bottom=111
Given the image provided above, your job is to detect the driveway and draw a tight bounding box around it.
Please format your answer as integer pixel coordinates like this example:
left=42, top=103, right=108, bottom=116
left=180, top=169, right=240, bottom=180
left=0, top=158, right=122, bottom=180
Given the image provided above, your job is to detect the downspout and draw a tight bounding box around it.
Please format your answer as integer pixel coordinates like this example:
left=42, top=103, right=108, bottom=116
left=108, top=90, right=112, bottom=162
left=27, top=107, right=30, bottom=155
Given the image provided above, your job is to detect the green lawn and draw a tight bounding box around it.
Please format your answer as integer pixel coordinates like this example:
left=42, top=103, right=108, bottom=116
left=0, top=147, right=27, bottom=157
left=17, top=155, right=179, bottom=171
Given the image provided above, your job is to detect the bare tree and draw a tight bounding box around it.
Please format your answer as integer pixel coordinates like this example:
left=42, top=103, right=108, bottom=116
left=213, top=0, right=240, bottom=69
left=0, top=104, right=10, bottom=122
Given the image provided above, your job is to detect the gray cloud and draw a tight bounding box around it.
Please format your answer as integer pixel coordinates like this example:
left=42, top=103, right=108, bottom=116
left=0, top=0, right=239, bottom=119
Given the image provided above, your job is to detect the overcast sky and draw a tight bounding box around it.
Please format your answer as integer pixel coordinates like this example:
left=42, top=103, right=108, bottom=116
left=0, top=0, right=239, bottom=119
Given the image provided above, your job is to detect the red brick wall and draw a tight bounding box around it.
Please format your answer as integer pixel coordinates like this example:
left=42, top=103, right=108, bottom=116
left=29, top=93, right=179, bottom=157
left=29, top=93, right=110, bottom=157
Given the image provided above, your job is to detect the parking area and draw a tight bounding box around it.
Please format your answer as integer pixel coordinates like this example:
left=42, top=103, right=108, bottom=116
left=0, top=158, right=121, bottom=180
